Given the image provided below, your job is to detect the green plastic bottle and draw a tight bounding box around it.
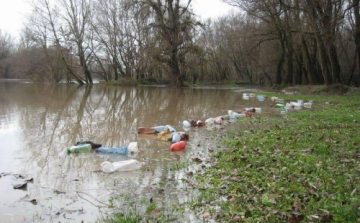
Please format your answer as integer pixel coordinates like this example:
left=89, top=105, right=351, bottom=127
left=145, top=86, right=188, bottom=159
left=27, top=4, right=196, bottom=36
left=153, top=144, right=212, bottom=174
left=67, top=144, right=92, bottom=154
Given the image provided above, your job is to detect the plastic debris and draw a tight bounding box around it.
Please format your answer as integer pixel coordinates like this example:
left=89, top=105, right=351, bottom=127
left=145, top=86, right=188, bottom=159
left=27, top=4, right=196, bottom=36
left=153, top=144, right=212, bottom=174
left=101, top=159, right=143, bottom=173
left=170, top=141, right=187, bottom=151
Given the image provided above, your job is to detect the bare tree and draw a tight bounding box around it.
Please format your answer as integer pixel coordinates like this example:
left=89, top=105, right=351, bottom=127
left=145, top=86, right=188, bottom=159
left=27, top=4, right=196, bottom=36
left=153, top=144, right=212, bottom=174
left=0, top=30, right=13, bottom=78
left=136, top=0, right=197, bottom=87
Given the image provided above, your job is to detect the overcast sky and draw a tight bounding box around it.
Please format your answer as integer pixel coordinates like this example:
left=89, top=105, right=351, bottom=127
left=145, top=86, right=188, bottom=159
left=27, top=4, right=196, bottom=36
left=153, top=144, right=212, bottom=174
left=0, top=0, right=234, bottom=40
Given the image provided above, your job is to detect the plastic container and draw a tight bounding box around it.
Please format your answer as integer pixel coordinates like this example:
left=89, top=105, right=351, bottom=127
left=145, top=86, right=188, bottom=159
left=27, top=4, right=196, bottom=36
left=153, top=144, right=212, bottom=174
left=228, top=110, right=243, bottom=119
left=172, top=133, right=181, bottom=143
left=303, top=102, right=312, bottom=108
left=271, top=96, right=279, bottom=102
left=257, top=95, right=265, bottom=101
left=127, top=142, right=139, bottom=155
left=276, top=104, right=285, bottom=110
left=205, top=118, right=215, bottom=125
left=154, top=126, right=165, bottom=133
left=101, top=159, right=143, bottom=173
left=214, top=116, right=223, bottom=124
left=67, top=144, right=92, bottom=154
left=170, top=141, right=187, bottom=151
left=96, top=146, right=127, bottom=154
left=165, top=125, right=176, bottom=133
left=254, top=107, right=262, bottom=113
left=76, top=141, right=102, bottom=148
left=183, top=120, right=191, bottom=127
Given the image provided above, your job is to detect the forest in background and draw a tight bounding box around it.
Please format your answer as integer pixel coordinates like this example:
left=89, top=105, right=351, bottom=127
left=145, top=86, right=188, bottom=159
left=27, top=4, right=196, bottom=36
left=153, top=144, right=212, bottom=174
left=1, top=0, right=360, bottom=87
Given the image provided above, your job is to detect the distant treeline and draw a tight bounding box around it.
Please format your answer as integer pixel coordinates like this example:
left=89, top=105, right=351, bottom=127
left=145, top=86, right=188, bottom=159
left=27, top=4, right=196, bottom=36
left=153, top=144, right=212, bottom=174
left=1, top=0, right=360, bottom=87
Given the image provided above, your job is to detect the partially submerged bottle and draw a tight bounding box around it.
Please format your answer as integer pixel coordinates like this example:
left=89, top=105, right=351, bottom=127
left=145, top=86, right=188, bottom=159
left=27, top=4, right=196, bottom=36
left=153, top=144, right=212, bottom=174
left=95, top=146, right=128, bottom=154
left=67, top=144, right=92, bottom=154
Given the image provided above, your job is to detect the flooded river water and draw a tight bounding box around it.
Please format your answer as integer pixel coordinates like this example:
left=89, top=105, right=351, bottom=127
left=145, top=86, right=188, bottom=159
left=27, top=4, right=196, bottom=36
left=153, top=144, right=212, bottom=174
left=0, top=81, right=276, bottom=222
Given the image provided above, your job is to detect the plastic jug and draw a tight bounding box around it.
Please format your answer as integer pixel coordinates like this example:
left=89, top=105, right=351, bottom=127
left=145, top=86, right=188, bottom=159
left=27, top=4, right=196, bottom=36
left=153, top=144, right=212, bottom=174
left=101, top=159, right=143, bottom=173
left=95, top=146, right=128, bottom=155
left=67, top=144, right=92, bottom=154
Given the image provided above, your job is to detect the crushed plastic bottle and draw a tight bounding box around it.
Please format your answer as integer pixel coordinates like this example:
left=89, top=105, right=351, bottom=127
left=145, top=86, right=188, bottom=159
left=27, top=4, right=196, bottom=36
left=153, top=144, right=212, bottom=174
left=67, top=144, right=92, bottom=154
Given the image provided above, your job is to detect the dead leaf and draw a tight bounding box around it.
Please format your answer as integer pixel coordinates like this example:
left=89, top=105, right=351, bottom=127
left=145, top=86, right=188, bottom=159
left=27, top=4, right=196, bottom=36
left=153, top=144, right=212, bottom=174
left=229, top=198, right=237, bottom=204
left=231, top=215, right=243, bottom=222
left=320, top=214, right=333, bottom=222
left=192, top=157, right=202, bottom=163
left=199, top=211, right=211, bottom=219
left=292, top=199, right=301, bottom=212
left=288, top=213, right=304, bottom=223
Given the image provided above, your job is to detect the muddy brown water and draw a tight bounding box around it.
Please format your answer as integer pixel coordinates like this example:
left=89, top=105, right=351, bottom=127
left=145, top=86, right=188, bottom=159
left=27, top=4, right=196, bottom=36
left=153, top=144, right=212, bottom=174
left=0, top=81, right=279, bottom=222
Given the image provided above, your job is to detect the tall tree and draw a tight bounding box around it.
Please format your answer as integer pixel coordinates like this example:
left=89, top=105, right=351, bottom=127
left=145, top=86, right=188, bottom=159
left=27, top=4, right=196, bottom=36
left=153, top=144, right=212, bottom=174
left=0, top=30, right=13, bottom=78
left=137, top=0, right=196, bottom=87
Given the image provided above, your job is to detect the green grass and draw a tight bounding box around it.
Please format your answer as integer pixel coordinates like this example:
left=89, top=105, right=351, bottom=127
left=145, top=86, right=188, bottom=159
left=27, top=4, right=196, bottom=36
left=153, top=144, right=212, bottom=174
left=194, top=93, right=360, bottom=222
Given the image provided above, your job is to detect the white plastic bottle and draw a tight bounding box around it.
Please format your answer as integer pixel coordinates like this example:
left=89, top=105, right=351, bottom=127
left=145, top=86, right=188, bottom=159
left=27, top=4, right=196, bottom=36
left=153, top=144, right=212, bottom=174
left=127, top=142, right=139, bottom=155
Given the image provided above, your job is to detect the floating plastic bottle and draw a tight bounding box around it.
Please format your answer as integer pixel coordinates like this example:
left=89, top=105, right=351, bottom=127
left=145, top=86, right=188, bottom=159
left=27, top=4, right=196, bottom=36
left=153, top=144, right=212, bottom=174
left=172, top=133, right=181, bottom=143
left=170, top=141, right=187, bottom=151
left=254, top=107, right=262, bottom=113
left=96, top=142, right=139, bottom=155
left=96, top=146, right=128, bottom=154
left=303, top=102, right=313, bottom=108
left=276, top=104, right=285, bottom=110
left=271, top=96, right=279, bottom=102
left=154, top=126, right=165, bottom=133
left=67, top=144, right=92, bottom=154
left=183, top=120, right=191, bottom=127
left=76, top=141, right=102, bottom=148
left=101, top=159, right=143, bottom=173
left=228, top=110, right=244, bottom=119
left=165, top=125, right=176, bottom=133
left=257, top=95, right=265, bottom=101
left=205, top=118, right=215, bottom=125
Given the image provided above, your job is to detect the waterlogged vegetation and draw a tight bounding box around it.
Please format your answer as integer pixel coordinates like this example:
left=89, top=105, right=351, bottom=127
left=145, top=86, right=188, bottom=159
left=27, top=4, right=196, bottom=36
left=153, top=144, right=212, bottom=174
left=101, top=88, right=360, bottom=223
left=194, top=92, right=360, bottom=222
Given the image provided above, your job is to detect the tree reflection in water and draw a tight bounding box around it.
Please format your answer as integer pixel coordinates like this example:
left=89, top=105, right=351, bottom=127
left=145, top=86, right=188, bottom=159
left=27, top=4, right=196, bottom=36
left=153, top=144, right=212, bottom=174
left=0, top=82, right=268, bottom=222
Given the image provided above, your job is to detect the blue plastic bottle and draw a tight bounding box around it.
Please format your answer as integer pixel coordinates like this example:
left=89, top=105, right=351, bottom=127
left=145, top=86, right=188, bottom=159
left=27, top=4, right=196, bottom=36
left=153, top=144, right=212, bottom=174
left=153, top=126, right=165, bottom=133
left=95, top=146, right=128, bottom=155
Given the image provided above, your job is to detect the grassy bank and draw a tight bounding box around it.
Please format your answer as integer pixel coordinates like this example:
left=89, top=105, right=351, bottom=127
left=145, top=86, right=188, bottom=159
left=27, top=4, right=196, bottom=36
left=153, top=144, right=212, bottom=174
left=194, top=93, right=360, bottom=222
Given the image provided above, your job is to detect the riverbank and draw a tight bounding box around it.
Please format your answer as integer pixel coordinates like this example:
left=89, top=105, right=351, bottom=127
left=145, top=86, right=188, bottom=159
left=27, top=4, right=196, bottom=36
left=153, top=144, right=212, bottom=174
left=191, top=91, right=360, bottom=222
left=102, top=87, right=360, bottom=223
